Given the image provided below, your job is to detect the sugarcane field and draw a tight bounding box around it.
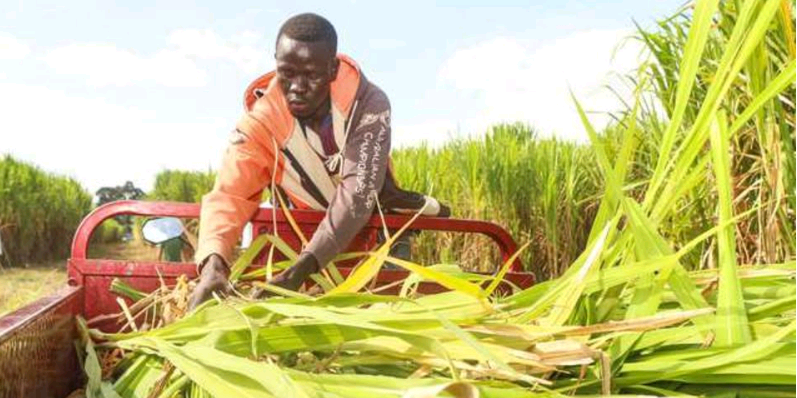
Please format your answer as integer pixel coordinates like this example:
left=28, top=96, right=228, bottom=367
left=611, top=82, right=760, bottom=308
left=0, top=1, right=795, bottom=397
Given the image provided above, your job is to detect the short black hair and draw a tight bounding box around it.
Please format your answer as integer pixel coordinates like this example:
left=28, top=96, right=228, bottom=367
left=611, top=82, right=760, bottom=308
left=277, top=13, right=337, bottom=54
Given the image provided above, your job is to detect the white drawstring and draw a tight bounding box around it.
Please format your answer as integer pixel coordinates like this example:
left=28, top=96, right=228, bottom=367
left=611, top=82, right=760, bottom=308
left=324, top=100, right=358, bottom=176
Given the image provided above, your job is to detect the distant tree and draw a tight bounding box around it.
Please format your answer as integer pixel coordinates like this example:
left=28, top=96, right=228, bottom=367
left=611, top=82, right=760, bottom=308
left=96, top=181, right=145, bottom=206
left=95, top=181, right=146, bottom=236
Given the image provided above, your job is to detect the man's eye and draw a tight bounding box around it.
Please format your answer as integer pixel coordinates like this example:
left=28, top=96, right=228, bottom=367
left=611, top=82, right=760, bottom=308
left=279, top=70, right=295, bottom=79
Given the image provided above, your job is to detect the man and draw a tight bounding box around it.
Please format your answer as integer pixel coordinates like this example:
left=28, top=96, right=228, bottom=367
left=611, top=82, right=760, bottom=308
left=188, top=13, right=449, bottom=308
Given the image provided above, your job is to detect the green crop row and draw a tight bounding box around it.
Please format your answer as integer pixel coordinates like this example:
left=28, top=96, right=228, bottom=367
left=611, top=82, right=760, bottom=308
left=148, top=169, right=215, bottom=203
left=392, top=125, right=602, bottom=279
left=0, top=155, right=92, bottom=266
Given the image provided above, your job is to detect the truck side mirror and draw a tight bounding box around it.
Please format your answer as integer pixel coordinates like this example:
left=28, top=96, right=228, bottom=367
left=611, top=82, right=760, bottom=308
left=141, top=217, right=184, bottom=245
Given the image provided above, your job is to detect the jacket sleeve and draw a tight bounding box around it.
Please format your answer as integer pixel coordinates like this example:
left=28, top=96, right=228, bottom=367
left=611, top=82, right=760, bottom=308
left=194, top=129, right=272, bottom=266
left=303, top=89, right=392, bottom=267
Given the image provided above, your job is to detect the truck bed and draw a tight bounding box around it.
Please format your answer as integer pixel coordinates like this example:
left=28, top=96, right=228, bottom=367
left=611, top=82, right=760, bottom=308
left=0, top=200, right=533, bottom=397
left=0, top=286, right=83, bottom=397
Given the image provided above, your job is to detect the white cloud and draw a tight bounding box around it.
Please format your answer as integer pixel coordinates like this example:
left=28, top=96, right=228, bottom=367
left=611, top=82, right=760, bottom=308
left=437, top=29, right=643, bottom=142
left=233, top=30, right=262, bottom=43
left=0, top=33, right=31, bottom=60
left=42, top=29, right=268, bottom=87
left=368, top=38, right=406, bottom=50
left=0, top=82, right=227, bottom=193
left=44, top=43, right=207, bottom=87
left=168, top=29, right=266, bottom=74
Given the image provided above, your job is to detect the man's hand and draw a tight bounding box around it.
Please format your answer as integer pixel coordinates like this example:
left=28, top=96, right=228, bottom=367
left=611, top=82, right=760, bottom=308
left=251, top=253, right=319, bottom=298
left=188, top=254, right=231, bottom=310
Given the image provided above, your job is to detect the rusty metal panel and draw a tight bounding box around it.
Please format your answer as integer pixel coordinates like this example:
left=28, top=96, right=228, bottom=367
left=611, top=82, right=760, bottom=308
left=0, top=286, right=83, bottom=398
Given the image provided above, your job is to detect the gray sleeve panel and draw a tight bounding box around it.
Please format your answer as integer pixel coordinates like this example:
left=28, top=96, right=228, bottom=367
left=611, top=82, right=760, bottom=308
left=302, top=87, right=392, bottom=267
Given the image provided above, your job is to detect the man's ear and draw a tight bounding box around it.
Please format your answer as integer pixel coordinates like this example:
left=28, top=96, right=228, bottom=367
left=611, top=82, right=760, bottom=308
left=330, top=58, right=340, bottom=81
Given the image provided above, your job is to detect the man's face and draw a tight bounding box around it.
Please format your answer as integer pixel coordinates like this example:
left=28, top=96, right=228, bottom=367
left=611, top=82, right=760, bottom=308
left=275, top=35, right=339, bottom=120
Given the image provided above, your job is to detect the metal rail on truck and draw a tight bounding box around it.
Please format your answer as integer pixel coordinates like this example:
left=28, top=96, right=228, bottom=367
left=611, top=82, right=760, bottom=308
left=71, top=200, right=532, bottom=324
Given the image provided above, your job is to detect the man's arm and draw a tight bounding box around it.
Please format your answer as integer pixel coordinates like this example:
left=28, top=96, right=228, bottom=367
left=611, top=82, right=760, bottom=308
left=188, top=129, right=272, bottom=309
left=194, top=130, right=272, bottom=266
left=304, top=90, right=392, bottom=269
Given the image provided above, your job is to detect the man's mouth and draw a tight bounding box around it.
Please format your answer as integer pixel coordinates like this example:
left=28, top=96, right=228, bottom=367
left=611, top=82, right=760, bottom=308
left=288, top=100, right=309, bottom=113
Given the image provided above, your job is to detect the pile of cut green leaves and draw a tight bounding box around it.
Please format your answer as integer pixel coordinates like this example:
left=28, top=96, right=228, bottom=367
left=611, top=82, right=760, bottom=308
left=82, top=259, right=794, bottom=397
left=80, top=0, right=795, bottom=396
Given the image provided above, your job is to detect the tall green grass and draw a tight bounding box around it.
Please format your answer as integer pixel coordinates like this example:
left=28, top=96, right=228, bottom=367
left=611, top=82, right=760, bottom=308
left=632, top=0, right=796, bottom=266
left=393, top=0, right=795, bottom=280
left=392, top=125, right=602, bottom=279
left=148, top=169, right=215, bottom=203
left=0, top=155, right=92, bottom=266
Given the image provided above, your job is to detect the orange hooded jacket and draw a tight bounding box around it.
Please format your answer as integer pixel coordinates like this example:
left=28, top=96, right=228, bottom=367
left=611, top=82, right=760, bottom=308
left=195, top=55, right=444, bottom=268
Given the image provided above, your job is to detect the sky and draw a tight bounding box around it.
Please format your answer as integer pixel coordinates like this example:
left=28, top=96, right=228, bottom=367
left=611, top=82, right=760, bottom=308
left=0, top=0, right=684, bottom=194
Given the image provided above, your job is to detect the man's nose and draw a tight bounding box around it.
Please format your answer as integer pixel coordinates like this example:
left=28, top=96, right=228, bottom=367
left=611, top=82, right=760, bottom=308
left=289, top=76, right=309, bottom=94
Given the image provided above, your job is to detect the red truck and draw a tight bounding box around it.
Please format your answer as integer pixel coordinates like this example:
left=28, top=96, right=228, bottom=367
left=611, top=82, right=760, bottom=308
left=0, top=200, right=534, bottom=397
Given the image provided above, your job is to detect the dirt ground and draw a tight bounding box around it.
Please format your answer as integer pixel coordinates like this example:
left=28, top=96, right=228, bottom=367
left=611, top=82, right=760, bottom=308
left=0, top=262, right=67, bottom=317
left=0, top=241, right=161, bottom=317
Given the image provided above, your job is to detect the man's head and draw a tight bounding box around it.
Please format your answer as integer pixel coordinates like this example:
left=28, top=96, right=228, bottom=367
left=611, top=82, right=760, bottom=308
left=275, top=13, right=340, bottom=120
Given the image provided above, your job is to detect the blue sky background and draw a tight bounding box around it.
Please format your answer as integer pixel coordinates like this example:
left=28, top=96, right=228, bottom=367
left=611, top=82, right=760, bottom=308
left=0, top=0, right=684, bottom=193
